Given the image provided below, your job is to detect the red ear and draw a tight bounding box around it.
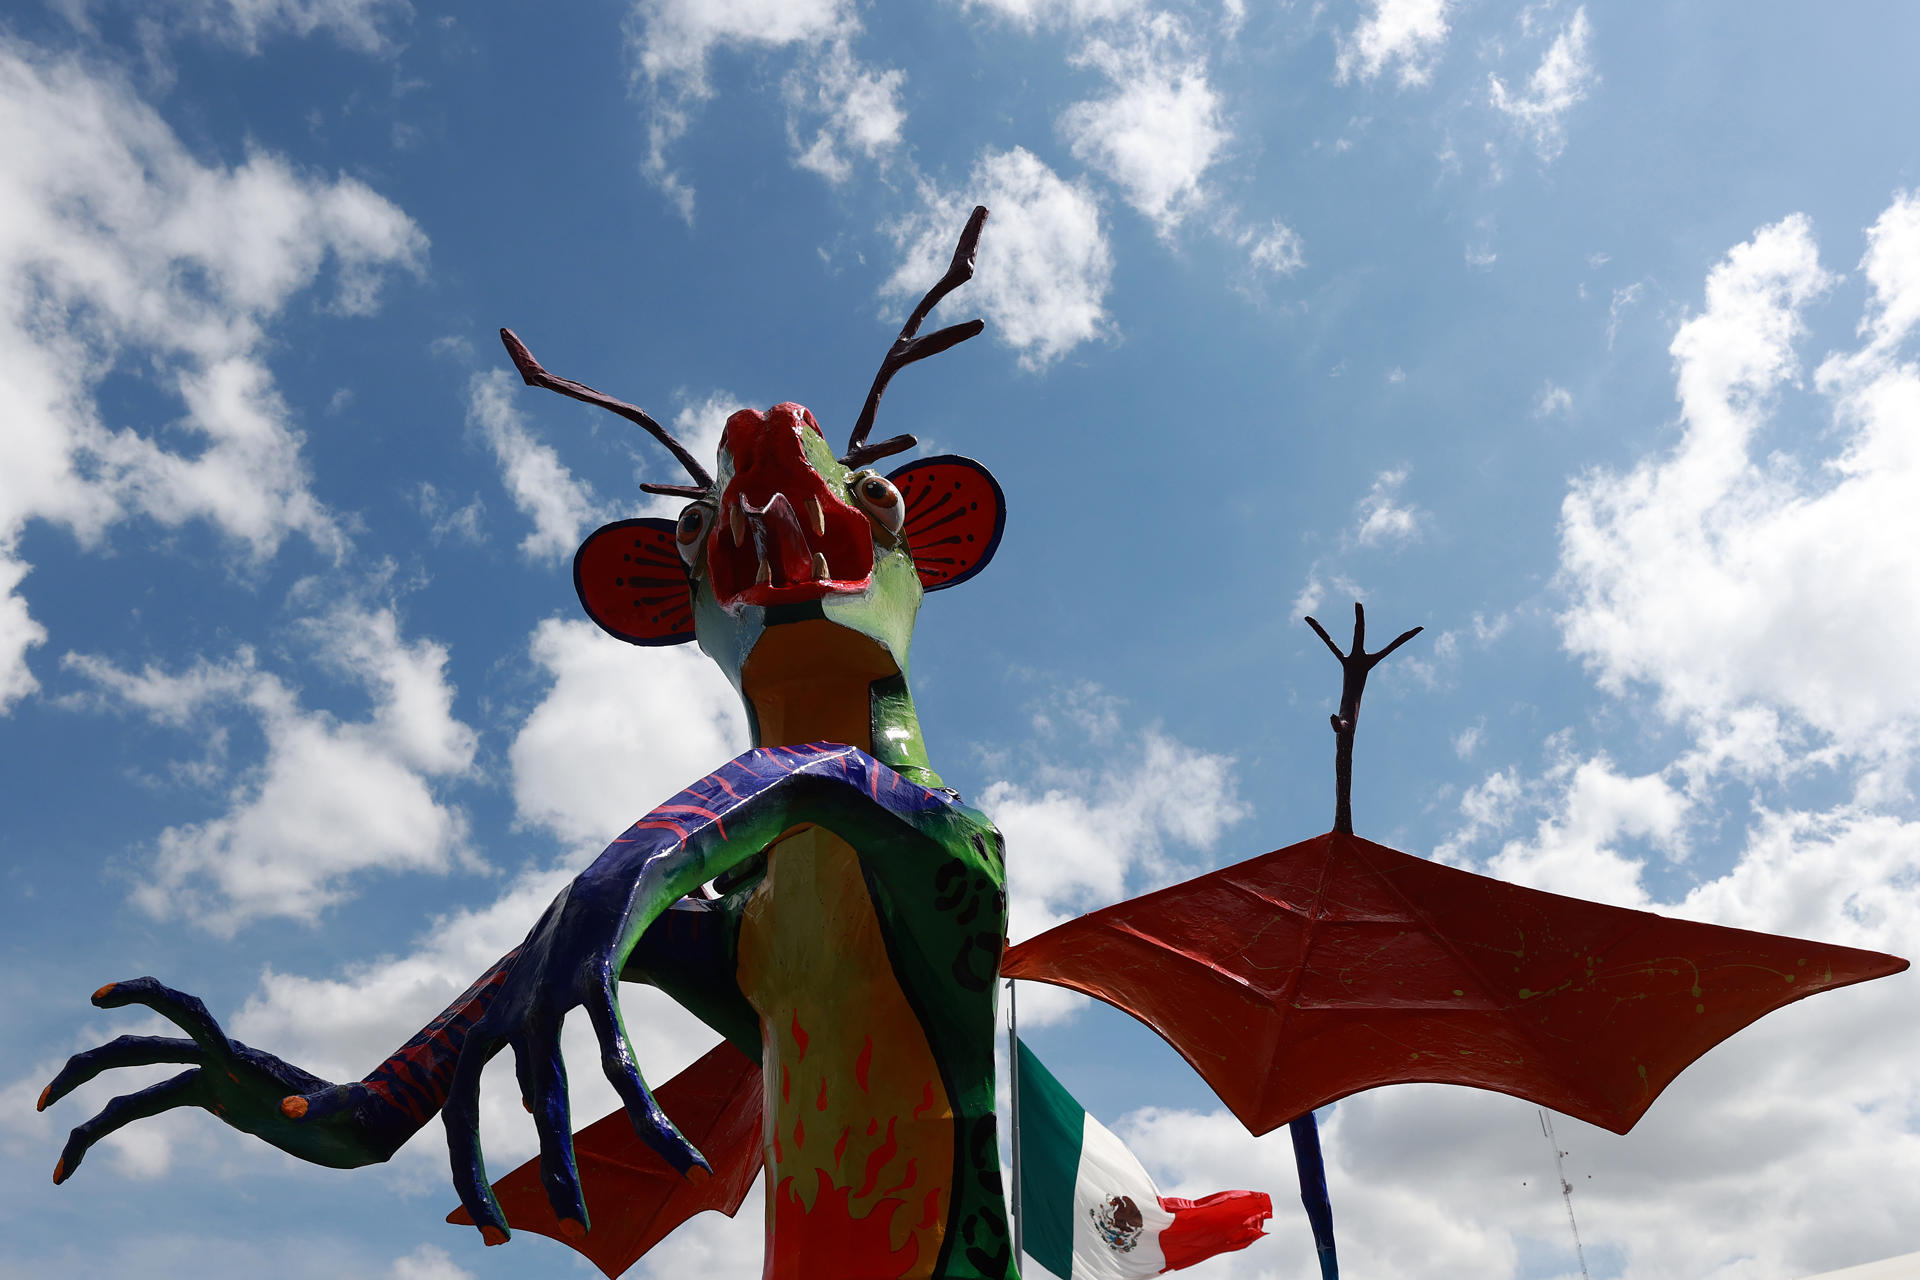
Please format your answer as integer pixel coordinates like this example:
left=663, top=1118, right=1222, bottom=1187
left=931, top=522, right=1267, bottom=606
left=574, top=519, right=697, bottom=645
left=889, top=455, right=1006, bottom=591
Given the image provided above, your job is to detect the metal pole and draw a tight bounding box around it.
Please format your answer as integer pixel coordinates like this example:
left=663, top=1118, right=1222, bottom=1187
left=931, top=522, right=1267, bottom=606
left=1007, top=978, right=1024, bottom=1267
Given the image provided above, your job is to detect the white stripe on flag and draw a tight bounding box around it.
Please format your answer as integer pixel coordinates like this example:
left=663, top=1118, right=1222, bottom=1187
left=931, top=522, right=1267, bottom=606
left=1067, top=1108, right=1175, bottom=1278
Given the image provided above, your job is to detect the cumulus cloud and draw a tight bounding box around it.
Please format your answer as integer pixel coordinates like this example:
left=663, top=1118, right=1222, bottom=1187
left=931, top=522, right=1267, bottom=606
left=1387, top=205, right=1920, bottom=1276
left=508, top=617, right=747, bottom=847
left=1489, top=7, right=1596, bottom=161
left=1335, top=0, right=1454, bottom=88
left=625, top=0, right=905, bottom=218
left=786, top=36, right=906, bottom=185
left=1352, top=467, right=1422, bottom=546
left=1057, top=13, right=1228, bottom=235
left=0, top=42, right=424, bottom=711
left=1561, top=200, right=1920, bottom=778
left=63, top=602, right=478, bottom=933
left=1535, top=381, right=1573, bottom=417
left=465, top=370, right=613, bottom=562
left=980, top=684, right=1249, bottom=1026
left=386, top=1245, right=474, bottom=1280
left=886, top=148, right=1112, bottom=370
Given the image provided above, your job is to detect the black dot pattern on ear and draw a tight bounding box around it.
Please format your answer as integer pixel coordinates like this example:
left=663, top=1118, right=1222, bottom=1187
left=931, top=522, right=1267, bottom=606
left=574, top=519, right=697, bottom=645
left=887, top=456, right=1006, bottom=591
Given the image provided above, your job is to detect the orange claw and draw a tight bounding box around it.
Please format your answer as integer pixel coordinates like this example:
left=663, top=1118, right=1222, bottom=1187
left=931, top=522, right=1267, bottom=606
left=558, top=1217, right=587, bottom=1241
left=91, top=983, right=117, bottom=1002
left=479, top=1225, right=509, bottom=1247
left=684, top=1165, right=711, bottom=1187
left=36, top=1085, right=50, bottom=1112
left=52, top=1158, right=67, bottom=1185
left=280, top=1096, right=309, bottom=1120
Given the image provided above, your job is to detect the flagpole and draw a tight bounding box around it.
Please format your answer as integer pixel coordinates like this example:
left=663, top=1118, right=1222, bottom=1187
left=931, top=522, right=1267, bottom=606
left=1007, top=977, right=1024, bottom=1267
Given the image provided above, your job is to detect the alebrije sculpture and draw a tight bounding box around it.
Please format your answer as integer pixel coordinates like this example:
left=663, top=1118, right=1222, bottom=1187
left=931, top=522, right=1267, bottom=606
left=43, top=206, right=1909, bottom=1280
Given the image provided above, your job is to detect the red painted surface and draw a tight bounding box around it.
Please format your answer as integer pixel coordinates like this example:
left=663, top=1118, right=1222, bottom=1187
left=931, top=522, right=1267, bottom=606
left=889, top=460, right=1004, bottom=591
left=711, top=404, right=876, bottom=609
left=769, top=1171, right=919, bottom=1280
left=574, top=519, right=697, bottom=645
left=446, top=1040, right=763, bottom=1279
left=1004, top=829, right=1909, bottom=1136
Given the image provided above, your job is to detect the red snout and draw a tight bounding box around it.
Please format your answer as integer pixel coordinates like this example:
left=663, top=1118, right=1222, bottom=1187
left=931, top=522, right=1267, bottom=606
left=708, top=404, right=875, bottom=608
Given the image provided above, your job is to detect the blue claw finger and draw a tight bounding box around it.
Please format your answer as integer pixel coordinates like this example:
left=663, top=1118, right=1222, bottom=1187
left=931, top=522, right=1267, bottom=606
left=91, top=978, right=234, bottom=1055
left=585, top=986, right=709, bottom=1179
left=513, top=1032, right=589, bottom=1234
left=441, top=1036, right=509, bottom=1242
left=42, top=1035, right=205, bottom=1112
left=54, top=1069, right=204, bottom=1185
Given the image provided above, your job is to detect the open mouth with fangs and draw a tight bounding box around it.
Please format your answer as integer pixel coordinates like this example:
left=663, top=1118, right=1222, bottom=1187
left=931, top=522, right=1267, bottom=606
left=706, top=479, right=877, bottom=609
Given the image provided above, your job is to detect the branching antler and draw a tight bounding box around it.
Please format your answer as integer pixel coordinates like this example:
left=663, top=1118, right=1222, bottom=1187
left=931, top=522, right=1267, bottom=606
left=1304, top=602, right=1423, bottom=836
left=499, top=328, right=714, bottom=494
left=844, top=205, right=989, bottom=470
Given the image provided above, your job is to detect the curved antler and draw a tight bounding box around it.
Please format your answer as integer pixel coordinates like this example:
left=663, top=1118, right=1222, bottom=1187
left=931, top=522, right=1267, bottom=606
left=845, top=205, right=989, bottom=469
left=499, top=328, right=714, bottom=494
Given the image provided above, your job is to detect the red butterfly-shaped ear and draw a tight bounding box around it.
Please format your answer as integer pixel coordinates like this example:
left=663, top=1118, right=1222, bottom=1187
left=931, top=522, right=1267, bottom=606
left=889, top=455, right=1005, bottom=591
left=574, top=518, right=696, bottom=646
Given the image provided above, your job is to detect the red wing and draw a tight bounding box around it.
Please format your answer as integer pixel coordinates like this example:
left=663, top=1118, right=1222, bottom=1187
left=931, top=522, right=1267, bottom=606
left=1002, top=830, right=1907, bottom=1136
left=448, top=1040, right=762, bottom=1277
left=575, top=518, right=697, bottom=646
left=889, top=456, right=1005, bottom=591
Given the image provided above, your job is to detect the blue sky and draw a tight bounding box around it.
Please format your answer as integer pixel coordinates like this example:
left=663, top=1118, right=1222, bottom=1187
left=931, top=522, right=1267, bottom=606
left=2, top=2, right=1918, bottom=1278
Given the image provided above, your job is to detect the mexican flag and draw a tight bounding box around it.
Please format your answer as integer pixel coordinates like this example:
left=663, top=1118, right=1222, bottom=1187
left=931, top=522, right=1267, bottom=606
left=1015, top=1039, right=1272, bottom=1279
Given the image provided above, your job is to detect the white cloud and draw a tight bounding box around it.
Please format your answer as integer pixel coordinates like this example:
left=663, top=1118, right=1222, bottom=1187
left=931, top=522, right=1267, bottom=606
left=1291, top=561, right=1362, bottom=619
left=1352, top=467, right=1422, bottom=546
left=636, top=390, right=740, bottom=519
left=886, top=148, right=1113, bottom=370
left=466, top=370, right=613, bottom=562
left=1561, top=201, right=1920, bottom=778
left=508, top=618, right=747, bottom=847
left=1058, top=13, right=1228, bottom=235
left=0, top=42, right=424, bottom=711
left=411, top=482, right=487, bottom=546
left=62, top=0, right=412, bottom=56
left=983, top=686, right=1249, bottom=1011
left=64, top=602, right=478, bottom=933
left=625, top=0, right=904, bottom=218
left=954, top=0, right=1145, bottom=28
left=1452, top=719, right=1482, bottom=758
left=1535, top=381, right=1573, bottom=417
left=386, top=1245, right=473, bottom=1280
left=786, top=36, right=906, bottom=185
left=1335, top=0, right=1454, bottom=88
left=1489, top=7, right=1596, bottom=161
left=1241, top=220, right=1306, bottom=275
left=1483, top=751, right=1688, bottom=905
left=1606, top=279, right=1645, bottom=347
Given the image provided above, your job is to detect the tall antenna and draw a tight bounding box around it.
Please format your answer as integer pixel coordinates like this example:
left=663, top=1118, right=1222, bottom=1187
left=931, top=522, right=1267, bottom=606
left=1538, top=1109, right=1593, bottom=1280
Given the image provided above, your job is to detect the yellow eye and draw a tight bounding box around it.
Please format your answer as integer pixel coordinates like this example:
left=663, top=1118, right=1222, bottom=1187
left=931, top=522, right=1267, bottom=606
left=675, top=503, right=712, bottom=565
left=851, top=472, right=904, bottom=534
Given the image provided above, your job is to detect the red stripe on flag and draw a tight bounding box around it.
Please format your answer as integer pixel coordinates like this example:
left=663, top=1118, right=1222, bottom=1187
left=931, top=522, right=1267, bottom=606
left=1155, top=1190, right=1272, bottom=1272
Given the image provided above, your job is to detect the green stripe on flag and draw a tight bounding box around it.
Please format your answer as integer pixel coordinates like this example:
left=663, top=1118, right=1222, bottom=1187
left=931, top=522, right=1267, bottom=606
left=1016, top=1038, right=1087, bottom=1280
